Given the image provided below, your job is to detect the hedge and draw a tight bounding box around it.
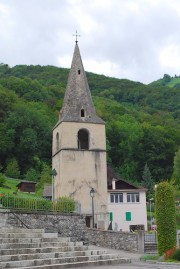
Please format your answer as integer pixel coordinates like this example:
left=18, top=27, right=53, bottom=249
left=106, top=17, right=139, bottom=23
left=155, top=182, right=177, bottom=255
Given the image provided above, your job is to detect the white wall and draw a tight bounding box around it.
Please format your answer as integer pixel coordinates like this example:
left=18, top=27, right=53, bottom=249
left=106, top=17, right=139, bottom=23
left=108, top=190, right=147, bottom=232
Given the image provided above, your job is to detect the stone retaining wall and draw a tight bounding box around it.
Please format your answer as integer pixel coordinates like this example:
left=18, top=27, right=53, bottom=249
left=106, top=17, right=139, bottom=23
left=86, top=228, right=138, bottom=252
left=0, top=212, right=87, bottom=242
left=0, top=212, right=140, bottom=252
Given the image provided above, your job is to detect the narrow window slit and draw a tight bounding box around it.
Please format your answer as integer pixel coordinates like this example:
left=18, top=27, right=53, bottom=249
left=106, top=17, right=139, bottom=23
left=81, top=109, right=85, bottom=117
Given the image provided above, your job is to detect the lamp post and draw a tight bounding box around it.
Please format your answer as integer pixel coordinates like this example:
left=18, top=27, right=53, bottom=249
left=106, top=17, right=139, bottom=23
left=149, top=198, right=153, bottom=230
left=51, top=169, right=57, bottom=201
left=90, top=188, right=95, bottom=228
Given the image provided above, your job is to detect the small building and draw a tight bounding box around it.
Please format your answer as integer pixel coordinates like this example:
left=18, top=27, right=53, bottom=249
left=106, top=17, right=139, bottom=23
left=43, top=185, right=52, bottom=200
left=16, top=180, right=36, bottom=193
left=108, top=178, right=147, bottom=232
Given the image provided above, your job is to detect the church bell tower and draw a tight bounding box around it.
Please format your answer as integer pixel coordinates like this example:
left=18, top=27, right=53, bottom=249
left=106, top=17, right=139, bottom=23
left=52, top=41, right=108, bottom=228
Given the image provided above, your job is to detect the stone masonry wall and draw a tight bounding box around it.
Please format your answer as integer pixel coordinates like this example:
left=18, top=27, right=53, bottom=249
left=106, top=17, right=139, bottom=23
left=0, top=212, right=139, bottom=252
left=86, top=228, right=138, bottom=252
left=0, top=212, right=87, bottom=242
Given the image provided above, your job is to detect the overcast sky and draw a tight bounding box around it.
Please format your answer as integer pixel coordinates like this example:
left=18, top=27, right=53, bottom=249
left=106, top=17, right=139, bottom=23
left=0, top=0, right=180, bottom=84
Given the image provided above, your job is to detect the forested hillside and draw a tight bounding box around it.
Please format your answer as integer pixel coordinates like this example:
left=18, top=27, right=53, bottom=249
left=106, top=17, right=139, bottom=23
left=0, top=63, right=179, bottom=185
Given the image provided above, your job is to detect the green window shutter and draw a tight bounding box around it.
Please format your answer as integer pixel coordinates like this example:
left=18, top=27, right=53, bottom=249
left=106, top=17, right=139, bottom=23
left=110, top=212, right=113, bottom=221
left=126, top=212, right=131, bottom=221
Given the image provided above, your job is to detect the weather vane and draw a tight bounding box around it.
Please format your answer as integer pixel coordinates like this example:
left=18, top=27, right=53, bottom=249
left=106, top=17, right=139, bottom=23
left=73, top=30, right=81, bottom=44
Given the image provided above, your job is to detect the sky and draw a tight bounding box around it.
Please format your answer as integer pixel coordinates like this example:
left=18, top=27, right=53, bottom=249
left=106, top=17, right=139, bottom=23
left=0, top=0, right=180, bottom=84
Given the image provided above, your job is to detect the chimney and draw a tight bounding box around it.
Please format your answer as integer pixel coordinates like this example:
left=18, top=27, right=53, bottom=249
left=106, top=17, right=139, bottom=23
left=112, top=178, right=116, bottom=190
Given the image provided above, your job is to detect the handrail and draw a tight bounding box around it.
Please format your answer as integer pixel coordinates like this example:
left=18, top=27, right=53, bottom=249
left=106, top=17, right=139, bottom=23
left=12, top=212, right=30, bottom=229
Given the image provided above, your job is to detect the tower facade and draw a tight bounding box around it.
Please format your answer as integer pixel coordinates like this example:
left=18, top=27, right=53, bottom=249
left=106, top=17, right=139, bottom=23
left=52, top=43, right=108, bottom=228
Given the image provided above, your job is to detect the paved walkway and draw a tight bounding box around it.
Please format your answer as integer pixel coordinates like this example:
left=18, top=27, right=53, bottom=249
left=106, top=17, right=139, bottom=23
left=83, top=245, right=180, bottom=269
left=90, top=245, right=143, bottom=261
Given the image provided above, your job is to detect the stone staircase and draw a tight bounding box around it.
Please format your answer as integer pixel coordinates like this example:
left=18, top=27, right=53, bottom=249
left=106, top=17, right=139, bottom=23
left=0, top=228, right=131, bottom=268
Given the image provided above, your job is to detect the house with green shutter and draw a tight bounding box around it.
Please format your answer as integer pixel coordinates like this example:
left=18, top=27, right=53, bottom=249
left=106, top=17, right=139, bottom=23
left=108, top=177, right=147, bottom=232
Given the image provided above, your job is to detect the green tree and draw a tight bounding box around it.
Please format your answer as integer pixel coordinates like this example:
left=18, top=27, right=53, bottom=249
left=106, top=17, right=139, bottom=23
left=25, top=168, right=40, bottom=182
left=37, top=163, right=51, bottom=187
left=155, top=182, right=176, bottom=255
left=5, top=158, right=20, bottom=178
left=0, top=173, right=6, bottom=187
left=142, top=163, right=154, bottom=200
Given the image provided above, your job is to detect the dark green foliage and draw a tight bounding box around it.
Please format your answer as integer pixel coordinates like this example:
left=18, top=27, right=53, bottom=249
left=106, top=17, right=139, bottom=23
left=0, top=64, right=179, bottom=184
left=0, top=173, right=6, bottom=187
left=155, top=182, right=177, bottom=255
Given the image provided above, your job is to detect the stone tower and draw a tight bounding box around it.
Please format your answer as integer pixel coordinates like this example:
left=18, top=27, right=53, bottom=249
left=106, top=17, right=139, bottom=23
left=52, top=42, right=108, bottom=228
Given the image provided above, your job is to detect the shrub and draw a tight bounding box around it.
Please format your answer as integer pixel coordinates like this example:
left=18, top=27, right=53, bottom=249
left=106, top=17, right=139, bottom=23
left=155, top=182, right=177, bottom=255
left=171, top=248, right=180, bottom=261
left=54, top=196, right=75, bottom=212
left=0, top=195, right=75, bottom=213
left=0, top=195, right=51, bottom=211
left=164, top=247, right=176, bottom=260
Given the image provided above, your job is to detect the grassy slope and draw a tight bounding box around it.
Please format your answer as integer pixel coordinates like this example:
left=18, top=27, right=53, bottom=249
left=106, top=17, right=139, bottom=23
left=167, top=77, right=180, bottom=87
left=0, top=178, right=42, bottom=198
left=149, top=77, right=180, bottom=88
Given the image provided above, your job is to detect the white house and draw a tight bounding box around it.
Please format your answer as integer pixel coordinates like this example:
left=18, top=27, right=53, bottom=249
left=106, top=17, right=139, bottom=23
left=108, top=178, right=147, bottom=232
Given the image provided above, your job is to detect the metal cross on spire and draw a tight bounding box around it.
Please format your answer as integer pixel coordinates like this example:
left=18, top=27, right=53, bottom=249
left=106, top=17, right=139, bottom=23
left=73, top=30, right=81, bottom=43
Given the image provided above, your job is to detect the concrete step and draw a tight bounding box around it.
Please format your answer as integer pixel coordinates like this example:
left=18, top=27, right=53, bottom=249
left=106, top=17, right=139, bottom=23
left=0, top=233, right=46, bottom=239
left=0, top=241, right=83, bottom=250
left=0, top=229, right=44, bottom=233
left=0, top=245, right=89, bottom=256
left=8, top=258, right=131, bottom=269
left=0, top=254, right=130, bottom=268
left=0, top=250, right=107, bottom=262
left=0, top=237, right=70, bottom=244
left=0, top=228, right=131, bottom=269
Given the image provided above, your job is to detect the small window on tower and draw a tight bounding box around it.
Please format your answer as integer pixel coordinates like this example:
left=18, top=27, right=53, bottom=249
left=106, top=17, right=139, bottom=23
left=81, top=109, right=85, bottom=117
left=78, top=69, right=81, bottom=74
left=56, top=132, right=59, bottom=151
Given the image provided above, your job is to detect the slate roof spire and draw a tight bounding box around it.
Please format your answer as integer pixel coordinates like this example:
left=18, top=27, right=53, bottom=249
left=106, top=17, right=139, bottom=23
left=60, top=43, right=104, bottom=124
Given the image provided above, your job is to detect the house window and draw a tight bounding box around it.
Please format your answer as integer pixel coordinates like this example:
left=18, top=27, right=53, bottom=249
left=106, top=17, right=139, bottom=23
left=110, top=193, right=123, bottom=203
left=78, top=69, right=81, bottom=74
left=81, top=109, right=85, bottom=117
left=127, top=193, right=139, bottom=203
left=78, top=129, right=89, bottom=149
left=126, top=212, right=131, bottom=221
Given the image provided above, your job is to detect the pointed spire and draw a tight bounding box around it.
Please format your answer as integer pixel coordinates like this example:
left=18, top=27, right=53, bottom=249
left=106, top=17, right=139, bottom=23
left=60, top=43, right=104, bottom=124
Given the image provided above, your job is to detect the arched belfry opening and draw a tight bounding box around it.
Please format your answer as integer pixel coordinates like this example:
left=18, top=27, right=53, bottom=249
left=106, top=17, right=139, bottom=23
left=78, top=129, right=89, bottom=149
